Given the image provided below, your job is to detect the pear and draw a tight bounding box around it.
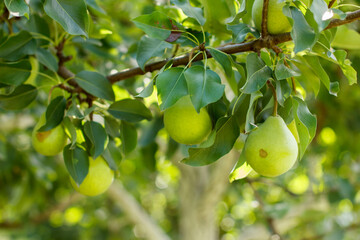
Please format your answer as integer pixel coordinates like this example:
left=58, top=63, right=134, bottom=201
left=244, top=116, right=298, bottom=177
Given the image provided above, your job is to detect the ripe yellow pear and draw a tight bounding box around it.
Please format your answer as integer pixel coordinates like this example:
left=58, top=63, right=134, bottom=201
left=244, top=116, right=298, bottom=177
left=32, top=114, right=67, bottom=156
left=163, top=96, right=212, bottom=145
left=70, top=156, right=114, bottom=196
left=252, top=0, right=292, bottom=34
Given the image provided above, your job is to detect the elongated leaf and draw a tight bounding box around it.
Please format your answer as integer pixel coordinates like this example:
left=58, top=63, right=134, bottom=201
left=172, top=0, right=205, bottom=26
left=38, top=96, right=66, bottom=132
left=4, top=0, right=29, bottom=18
left=133, top=11, right=173, bottom=40
left=0, top=60, right=31, bottom=86
left=75, top=71, right=115, bottom=101
left=182, top=116, right=240, bottom=166
left=245, top=91, right=263, bottom=132
left=310, top=0, right=330, bottom=32
left=208, top=48, right=233, bottom=78
left=334, top=50, right=357, bottom=85
left=284, top=6, right=316, bottom=53
left=0, top=84, right=37, bottom=110
left=84, top=121, right=107, bottom=159
left=104, top=116, right=120, bottom=138
left=332, top=25, right=360, bottom=50
left=63, top=145, right=89, bottom=185
left=63, top=117, right=77, bottom=149
left=0, top=31, right=36, bottom=61
left=120, top=121, right=137, bottom=155
left=44, top=0, right=89, bottom=37
left=241, top=53, right=272, bottom=94
left=156, top=67, right=188, bottom=110
left=108, top=99, right=152, bottom=122
left=229, top=153, right=252, bottom=182
left=275, top=60, right=301, bottom=80
left=184, top=66, right=224, bottom=112
left=136, top=36, right=172, bottom=71
left=227, top=23, right=258, bottom=43
left=35, top=48, right=58, bottom=72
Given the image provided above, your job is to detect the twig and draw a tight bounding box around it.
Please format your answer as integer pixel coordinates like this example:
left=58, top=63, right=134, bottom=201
left=246, top=179, right=282, bottom=239
left=261, top=0, right=270, bottom=38
left=328, top=0, right=336, bottom=8
left=283, top=59, right=297, bottom=93
left=106, top=10, right=360, bottom=84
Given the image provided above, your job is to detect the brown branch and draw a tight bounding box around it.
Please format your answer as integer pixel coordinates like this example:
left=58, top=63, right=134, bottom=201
left=246, top=179, right=282, bottom=239
left=106, top=10, right=360, bottom=84
left=261, top=0, right=270, bottom=38
left=328, top=0, right=336, bottom=8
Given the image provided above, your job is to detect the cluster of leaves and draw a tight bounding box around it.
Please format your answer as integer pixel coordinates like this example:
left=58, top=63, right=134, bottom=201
left=0, top=0, right=358, bottom=186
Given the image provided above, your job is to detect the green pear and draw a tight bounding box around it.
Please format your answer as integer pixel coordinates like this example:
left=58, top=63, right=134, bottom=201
left=32, top=114, right=67, bottom=156
left=163, top=96, right=212, bottom=145
left=252, top=0, right=292, bottom=35
left=244, top=116, right=298, bottom=177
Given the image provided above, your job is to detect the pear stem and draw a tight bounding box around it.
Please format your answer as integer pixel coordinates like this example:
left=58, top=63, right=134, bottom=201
left=267, top=80, right=278, bottom=116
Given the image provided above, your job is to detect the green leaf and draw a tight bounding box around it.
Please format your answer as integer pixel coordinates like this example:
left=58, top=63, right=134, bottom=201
left=208, top=48, right=233, bottom=79
left=84, top=121, right=108, bottom=159
left=102, top=141, right=120, bottom=171
left=137, top=79, right=154, bottom=98
left=133, top=11, right=173, bottom=40
left=104, top=116, right=120, bottom=138
left=334, top=50, right=357, bottom=85
left=66, top=96, right=84, bottom=118
left=35, top=48, right=58, bottom=72
left=38, top=96, right=67, bottom=132
left=136, top=36, right=172, bottom=71
left=44, top=0, right=89, bottom=37
left=310, top=0, right=330, bottom=32
left=229, top=153, right=252, bottom=182
left=0, top=60, right=31, bottom=86
left=4, top=0, right=29, bottom=19
left=108, top=99, right=153, bottom=122
left=75, top=71, right=115, bottom=101
left=156, top=67, right=188, bottom=111
left=227, top=23, right=258, bottom=43
left=184, top=66, right=225, bottom=113
left=0, top=31, right=36, bottom=61
left=292, top=96, right=317, bottom=159
left=182, top=116, right=240, bottom=166
left=241, top=53, right=272, bottom=94
left=63, top=144, right=89, bottom=185
left=0, top=84, right=37, bottom=110
left=303, top=55, right=332, bottom=94
left=285, top=6, right=316, bottom=53
left=86, top=0, right=106, bottom=14
left=332, top=25, right=360, bottom=50
left=276, top=80, right=291, bottom=106
left=275, top=60, right=301, bottom=80
left=172, top=0, right=206, bottom=26
left=138, top=115, right=164, bottom=147
left=245, top=91, right=263, bottom=132
left=292, top=57, right=321, bottom=96
left=63, top=117, right=77, bottom=149
left=120, top=121, right=137, bottom=155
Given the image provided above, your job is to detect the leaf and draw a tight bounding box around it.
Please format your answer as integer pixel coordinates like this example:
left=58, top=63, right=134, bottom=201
left=4, top=0, right=29, bottom=19
left=334, top=50, right=357, bottom=85
left=184, top=66, right=225, bottom=113
left=310, top=0, right=330, bottom=32
left=84, top=121, right=108, bottom=159
left=182, top=116, right=240, bottom=166
left=102, top=141, right=120, bottom=171
left=284, top=6, right=316, bottom=53
left=241, top=53, right=272, bottom=94
left=172, top=0, right=206, bottom=26
left=138, top=115, right=164, bottom=147
left=0, top=31, right=36, bottom=61
left=229, top=153, right=252, bottom=183
left=35, top=48, right=58, bottom=72
left=137, top=79, right=154, bottom=98
left=0, top=84, right=37, bottom=110
left=75, top=71, right=115, bottom=101
left=332, top=25, right=360, bottom=50
left=276, top=80, right=291, bottom=106
left=303, top=55, right=333, bottom=94
left=275, top=60, right=301, bottom=80
left=156, top=67, right=188, bottom=111
left=227, top=23, right=258, bottom=43
left=108, top=98, right=153, bottom=122
left=136, top=36, right=172, bottom=71
left=104, top=116, right=120, bottom=138
left=63, top=144, right=89, bottom=185
left=120, top=121, right=137, bottom=155
left=133, top=11, right=173, bottom=40
left=208, top=48, right=233, bottom=79
left=245, top=91, right=263, bottom=132
left=0, top=60, right=31, bottom=86
left=44, top=0, right=89, bottom=37
left=63, top=117, right=77, bottom=149
left=292, top=96, right=317, bottom=159
left=66, top=96, right=84, bottom=118
left=38, top=96, right=67, bottom=132
left=86, top=0, right=106, bottom=14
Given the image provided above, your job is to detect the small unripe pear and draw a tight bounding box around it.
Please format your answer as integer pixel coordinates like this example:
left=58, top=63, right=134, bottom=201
left=244, top=116, right=298, bottom=177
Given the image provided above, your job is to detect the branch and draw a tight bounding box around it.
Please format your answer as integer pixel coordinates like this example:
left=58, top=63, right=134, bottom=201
left=261, top=0, right=270, bottom=38
left=328, top=0, right=336, bottom=8
left=107, top=182, right=171, bottom=240
left=107, top=10, right=360, bottom=83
